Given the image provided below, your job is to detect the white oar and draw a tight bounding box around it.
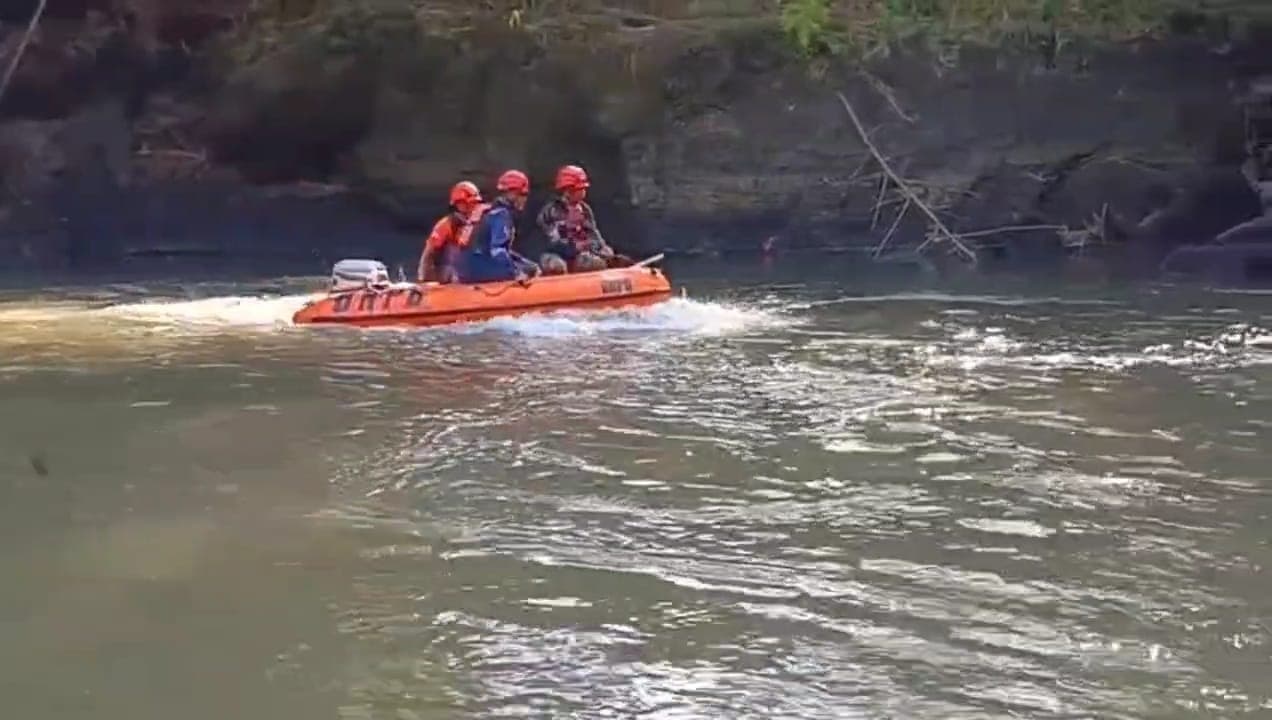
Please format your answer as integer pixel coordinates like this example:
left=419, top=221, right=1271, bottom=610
left=634, top=253, right=665, bottom=268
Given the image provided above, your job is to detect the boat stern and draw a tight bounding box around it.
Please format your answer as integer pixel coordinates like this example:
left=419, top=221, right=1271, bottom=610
left=291, top=296, right=330, bottom=324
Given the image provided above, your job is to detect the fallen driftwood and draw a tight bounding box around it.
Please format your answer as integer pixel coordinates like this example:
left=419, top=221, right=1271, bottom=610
left=836, top=90, right=978, bottom=265
left=953, top=223, right=1069, bottom=240
left=874, top=197, right=911, bottom=258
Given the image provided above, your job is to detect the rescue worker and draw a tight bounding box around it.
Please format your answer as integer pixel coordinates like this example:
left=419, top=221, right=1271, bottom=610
left=418, top=181, right=484, bottom=283
left=537, top=164, right=633, bottom=274
left=459, top=169, right=540, bottom=284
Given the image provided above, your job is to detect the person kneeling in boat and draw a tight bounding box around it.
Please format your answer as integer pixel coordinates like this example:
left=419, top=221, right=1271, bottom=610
left=418, top=181, right=485, bottom=283
left=536, top=164, right=634, bottom=275
left=458, top=169, right=541, bottom=284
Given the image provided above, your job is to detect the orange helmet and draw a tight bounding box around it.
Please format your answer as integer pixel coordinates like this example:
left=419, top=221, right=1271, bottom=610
left=554, top=164, right=590, bottom=192
left=448, top=181, right=482, bottom=209
left=496, top=169, right=530, bottom=195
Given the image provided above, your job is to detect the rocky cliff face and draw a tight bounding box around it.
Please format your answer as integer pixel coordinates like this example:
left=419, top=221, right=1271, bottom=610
left=1, top=1, right=1270, bottom=277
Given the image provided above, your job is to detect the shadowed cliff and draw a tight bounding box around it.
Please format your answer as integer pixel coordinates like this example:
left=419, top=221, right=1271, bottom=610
left=1, top=0, right=1271, bottom=280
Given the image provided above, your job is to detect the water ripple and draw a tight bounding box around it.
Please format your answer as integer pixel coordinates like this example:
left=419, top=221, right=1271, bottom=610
left=3, top=278, right=1271, bottom=718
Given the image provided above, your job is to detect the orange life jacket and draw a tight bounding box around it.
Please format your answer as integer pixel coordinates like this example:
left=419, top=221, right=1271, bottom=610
left=457, top=203, right=491, bottom=248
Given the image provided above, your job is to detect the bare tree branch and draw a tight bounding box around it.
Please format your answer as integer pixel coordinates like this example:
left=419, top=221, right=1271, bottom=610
left=0, top=0, right=47, bottom=107
left=835, top=91, right=977, bottom=265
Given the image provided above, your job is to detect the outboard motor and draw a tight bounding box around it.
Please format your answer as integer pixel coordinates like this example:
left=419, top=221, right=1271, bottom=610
left=330, top=259, right=391, bottom=293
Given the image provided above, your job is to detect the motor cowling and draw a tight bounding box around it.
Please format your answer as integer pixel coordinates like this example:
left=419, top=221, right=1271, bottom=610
left=330, top=259, right=391, bottom=293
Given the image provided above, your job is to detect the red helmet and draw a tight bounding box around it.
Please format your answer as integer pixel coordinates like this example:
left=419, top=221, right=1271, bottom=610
left=554, top=164, right=590, bottom=192
left=448, top=181, right=482, bottom=208
left=496, top=169, right=530, bottom=195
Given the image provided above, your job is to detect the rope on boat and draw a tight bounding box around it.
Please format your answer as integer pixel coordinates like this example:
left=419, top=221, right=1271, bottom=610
left=470, top=281, right=525, bottom=298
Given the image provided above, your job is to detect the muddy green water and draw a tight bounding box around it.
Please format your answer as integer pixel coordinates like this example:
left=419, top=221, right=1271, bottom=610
left=1, top=268, right=1269, bottom=719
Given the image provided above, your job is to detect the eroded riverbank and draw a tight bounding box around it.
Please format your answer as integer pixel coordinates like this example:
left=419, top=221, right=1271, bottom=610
left=1, top=2, right=1271, bottom=277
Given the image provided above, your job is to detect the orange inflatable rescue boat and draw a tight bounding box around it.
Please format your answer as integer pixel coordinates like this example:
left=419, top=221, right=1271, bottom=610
left=292, top=255, right=673, bottom=327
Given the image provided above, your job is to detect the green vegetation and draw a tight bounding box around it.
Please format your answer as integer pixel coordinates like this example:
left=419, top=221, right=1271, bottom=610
left=220, top=0, right=1265, bottom=69
left=780, top=0, right=836, bottom=57
left=777, top=0, right=1226, bottom=58
left=218, top=0, right=423, bottom=68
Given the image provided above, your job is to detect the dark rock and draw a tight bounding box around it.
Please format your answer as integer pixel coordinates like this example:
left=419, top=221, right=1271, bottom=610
left=1158, top=215, right=1272, bottom=283
left=200, top=41, right=378, bottom=183
left=1111, top=167, right=1264, bottom=253
left=1160, top=241, right=1272, bottom=284
left=1214, top=214, right=1272, bottom=244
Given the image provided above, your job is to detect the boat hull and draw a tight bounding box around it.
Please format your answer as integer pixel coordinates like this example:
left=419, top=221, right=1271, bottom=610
left=292, top=265, right=673, bottom=327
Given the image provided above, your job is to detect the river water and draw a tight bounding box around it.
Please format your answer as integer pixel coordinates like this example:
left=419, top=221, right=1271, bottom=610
left=1, top=264, right=1269, bottom=719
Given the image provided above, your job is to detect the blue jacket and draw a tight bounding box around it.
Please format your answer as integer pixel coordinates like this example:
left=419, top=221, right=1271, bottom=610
left=461, top=198, right=520, bottom=283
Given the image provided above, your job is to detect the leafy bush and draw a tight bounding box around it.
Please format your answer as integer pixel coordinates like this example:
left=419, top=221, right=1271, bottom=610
left=780, top=0, right=834, bottom=57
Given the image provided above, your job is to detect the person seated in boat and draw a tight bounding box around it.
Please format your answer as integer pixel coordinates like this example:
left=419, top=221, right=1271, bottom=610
left=458, top=169, right=541, bottom=284
left=418, top=181, right=485, bottom=283
left=536, top=164, right=634, bottom=275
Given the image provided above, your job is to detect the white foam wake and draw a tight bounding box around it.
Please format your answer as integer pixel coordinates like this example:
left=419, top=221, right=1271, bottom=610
left=917, top=323, right=1272, bottom=371
left=93, top=293, right=320, bottom=329
left=51, top=293, right=780, bottom=339
left=444, top=298, right=783, bottom=338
